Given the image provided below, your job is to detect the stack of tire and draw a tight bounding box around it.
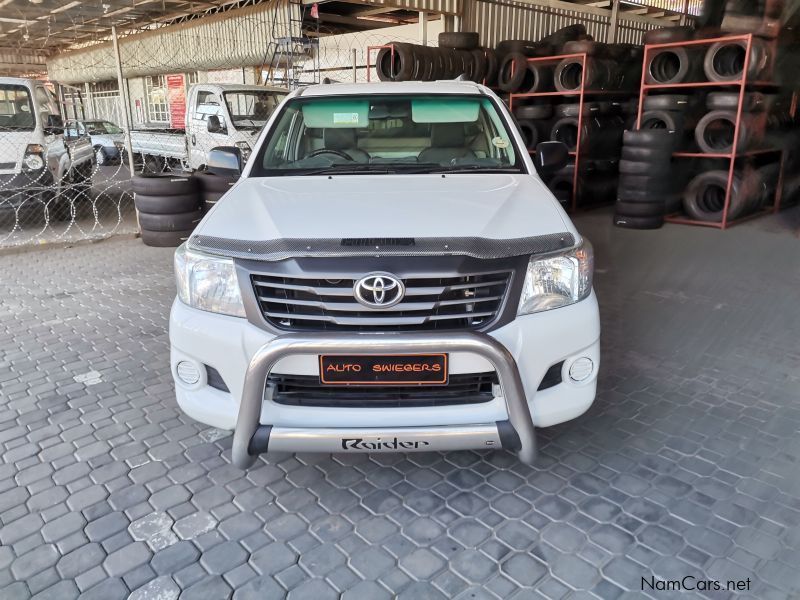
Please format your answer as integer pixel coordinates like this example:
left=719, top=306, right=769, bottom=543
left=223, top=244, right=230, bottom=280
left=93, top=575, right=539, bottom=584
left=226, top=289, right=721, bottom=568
left=614, top=130, right=679, bottom=229
left=644, top=26, right=774, bottom=87
left=132, top=173, right=203, bottom=247
left=375, top=32, right=499, bottom=85
left=193, top=171, right=237, bottom=212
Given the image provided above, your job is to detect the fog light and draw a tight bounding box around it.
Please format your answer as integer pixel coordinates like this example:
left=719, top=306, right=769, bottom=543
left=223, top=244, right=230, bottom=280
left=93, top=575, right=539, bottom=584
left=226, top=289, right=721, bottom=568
left=568, top=357, right=593, bottom=382
left=176, top=361, right=201, bottom=385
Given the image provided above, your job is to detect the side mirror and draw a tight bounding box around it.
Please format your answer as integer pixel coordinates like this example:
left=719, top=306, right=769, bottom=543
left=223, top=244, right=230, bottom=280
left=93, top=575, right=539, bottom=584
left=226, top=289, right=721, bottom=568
left=534, top=141, right=569, bottom=174
left=207, top=115, right=223, bottom=133
left=44, top=114, right=64, bottom=135
left=207, top=146, right=242, bottom=178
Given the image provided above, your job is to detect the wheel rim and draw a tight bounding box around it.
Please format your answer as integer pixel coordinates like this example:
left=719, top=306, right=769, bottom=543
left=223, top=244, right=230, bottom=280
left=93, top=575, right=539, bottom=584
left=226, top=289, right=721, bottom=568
left=95, top=148, right=105, bottom=165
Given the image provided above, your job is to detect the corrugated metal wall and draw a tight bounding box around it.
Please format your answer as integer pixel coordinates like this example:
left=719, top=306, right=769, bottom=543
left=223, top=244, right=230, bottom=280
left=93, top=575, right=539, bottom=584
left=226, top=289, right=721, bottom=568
left=47, top=2, right=282, bottom=84
left=347, top=0, right=460, bottom=14
left=462, top=0, right=674, bottom=47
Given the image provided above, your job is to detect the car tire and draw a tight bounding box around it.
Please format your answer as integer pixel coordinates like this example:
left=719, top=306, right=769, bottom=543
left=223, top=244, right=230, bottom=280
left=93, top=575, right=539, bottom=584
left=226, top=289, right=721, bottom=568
left=645, top=48, right=691, bottom=84
left=562, top=40, right=605, bottom=56
left=496, top=40, right=550, bottom=58
left=613, top=214, right=664, bottom=229
left=515, top=104, right=553, bottom=120
left=193, top=171, right=236, bottom=194
left=138, top=209, right=204, bottom=232
left=622, top=129, right=678, bottom=148
left=682, top=170, right=757, bottom=221
left=615, top=199, right=665, bottom=217
left=540, top=24, right=587, bottom=48
left=134, top=192, right=201, bottom=214
left=705, top=91, right=765, bottom=112
left=618, top=174, right=667, bottom=191
left=483, top=48, right=499, bottom=85
left=643, top=26, right=694, bottom=45
left=695, top=110, right=750, bottom=154
left=617, top=187, right=663, bottom=202
left=132, top=173, right=198, bottom=196
left=376, top=43, right=416, bottom=81
left=640, top=109, right=684, bottom=131
left=470, top=49, right=488, bottom=82
left=620, top=145, right=673, bottom=161
left=438, top=31, right=479, bottom=50
left=497, top=52, right=530, bottom=92
left=619, top=159, right=669, bottom=176
left=704, top=38, right=769, bottom=82
left=516, top=120, right=541, bottom=149
left=140, top=228, right=194, bottom=248
left=553, top=58, right=585, bottom=92
left=554, top=102, right=599, bottom=118
left=643, top=94, right=690, bottom=111
left=550, top=117, right=581, bottom=151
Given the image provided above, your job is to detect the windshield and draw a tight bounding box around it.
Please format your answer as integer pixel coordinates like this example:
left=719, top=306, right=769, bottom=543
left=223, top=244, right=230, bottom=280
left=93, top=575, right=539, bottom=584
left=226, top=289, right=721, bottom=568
left=85, top=121, right=122, bottom=134
left=0, top=85, right=35, bottom=131
left=224, top=91, right=284, bottom=129
left=251, top=94, right=523, bottom=175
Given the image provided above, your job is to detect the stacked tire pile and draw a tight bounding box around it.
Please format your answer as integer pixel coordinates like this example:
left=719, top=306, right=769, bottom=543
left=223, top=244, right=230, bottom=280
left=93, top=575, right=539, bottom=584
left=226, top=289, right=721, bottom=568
left=616, top=5, right=791, bottom=226
left=132, top=174, right=203, bottom=247
left=193, top=171, right=237, bottom=212
left=614, top=130, right=679, bottom=229
left=376, top=32, right=499, bottom=85
left=500, top=26, right=640, bottom=206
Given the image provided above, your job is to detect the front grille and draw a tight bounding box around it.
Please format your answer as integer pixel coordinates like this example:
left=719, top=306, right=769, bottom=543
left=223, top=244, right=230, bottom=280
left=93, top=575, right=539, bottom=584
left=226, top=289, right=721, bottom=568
left=251, top=270, right=512, bottom=332
left=268, top=372, right=498, bottom=407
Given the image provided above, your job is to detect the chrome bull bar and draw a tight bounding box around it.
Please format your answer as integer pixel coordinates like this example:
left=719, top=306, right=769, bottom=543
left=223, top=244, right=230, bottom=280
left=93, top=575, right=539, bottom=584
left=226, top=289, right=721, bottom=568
left=231, top=332, right=537, bottom=469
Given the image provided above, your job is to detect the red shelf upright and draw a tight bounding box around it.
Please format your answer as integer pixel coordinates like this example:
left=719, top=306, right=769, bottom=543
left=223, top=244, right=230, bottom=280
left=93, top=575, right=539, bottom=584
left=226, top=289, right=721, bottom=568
left=636, top=33, right=787, bottom=229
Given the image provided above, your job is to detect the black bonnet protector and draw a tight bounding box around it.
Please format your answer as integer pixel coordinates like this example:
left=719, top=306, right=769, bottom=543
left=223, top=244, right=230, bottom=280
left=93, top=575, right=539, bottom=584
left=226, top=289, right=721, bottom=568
left=188, top=232, right=576, bottom=261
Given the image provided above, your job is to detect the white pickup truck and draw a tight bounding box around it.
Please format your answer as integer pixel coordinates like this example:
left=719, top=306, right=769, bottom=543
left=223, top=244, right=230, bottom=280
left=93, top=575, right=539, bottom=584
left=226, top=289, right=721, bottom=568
left=169, top=81, right=600, bottom=469
left=0, top=76, right=94, bottom=217
left=128, top=83, right=286, bottom=172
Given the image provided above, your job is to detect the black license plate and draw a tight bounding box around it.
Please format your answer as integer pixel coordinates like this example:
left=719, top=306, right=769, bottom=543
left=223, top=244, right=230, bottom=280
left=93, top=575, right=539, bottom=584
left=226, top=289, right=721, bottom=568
left=319, top=354, right=448, bottom=385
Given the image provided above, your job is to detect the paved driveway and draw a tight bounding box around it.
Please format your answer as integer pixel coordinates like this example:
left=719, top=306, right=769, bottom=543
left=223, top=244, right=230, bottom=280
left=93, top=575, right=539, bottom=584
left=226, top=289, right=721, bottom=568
left=0, top=208, right=798, bottom=599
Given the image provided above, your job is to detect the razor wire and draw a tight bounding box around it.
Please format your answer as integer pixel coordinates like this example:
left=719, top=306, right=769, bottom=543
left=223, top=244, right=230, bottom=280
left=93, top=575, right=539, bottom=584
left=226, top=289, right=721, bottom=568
left=0, top=0, right=704, bottom=249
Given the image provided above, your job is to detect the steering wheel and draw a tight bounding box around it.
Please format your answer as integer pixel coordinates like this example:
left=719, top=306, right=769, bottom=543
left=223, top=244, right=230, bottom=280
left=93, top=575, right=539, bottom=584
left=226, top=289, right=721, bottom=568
left=306, top=148, right=354, bottom=161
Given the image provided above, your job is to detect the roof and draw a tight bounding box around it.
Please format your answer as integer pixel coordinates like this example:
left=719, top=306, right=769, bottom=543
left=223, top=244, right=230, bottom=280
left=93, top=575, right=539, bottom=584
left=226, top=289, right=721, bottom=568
left=297, top=80, right=487, bottom=97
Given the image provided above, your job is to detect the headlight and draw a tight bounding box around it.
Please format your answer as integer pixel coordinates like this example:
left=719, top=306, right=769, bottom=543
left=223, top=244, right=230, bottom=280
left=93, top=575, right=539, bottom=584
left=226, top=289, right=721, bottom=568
left=23, top=144, right=45, bottom=171
left=518, top=239, right=593, bottom=315
left=174, top=243, right=246, bottom=317
left=235, top=141, right=251, bottom=163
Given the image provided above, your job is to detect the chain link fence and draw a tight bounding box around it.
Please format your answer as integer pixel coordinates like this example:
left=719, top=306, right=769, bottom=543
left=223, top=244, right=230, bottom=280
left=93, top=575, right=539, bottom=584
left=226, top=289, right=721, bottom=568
left=1, top=0, right=679, bottom=249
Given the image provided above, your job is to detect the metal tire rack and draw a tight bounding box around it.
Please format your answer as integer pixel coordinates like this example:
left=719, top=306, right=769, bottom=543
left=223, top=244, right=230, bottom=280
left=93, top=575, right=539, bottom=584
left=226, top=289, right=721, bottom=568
left=508, top=53, right=636, bottom=212
left=636, top=33, right=787, bottom=229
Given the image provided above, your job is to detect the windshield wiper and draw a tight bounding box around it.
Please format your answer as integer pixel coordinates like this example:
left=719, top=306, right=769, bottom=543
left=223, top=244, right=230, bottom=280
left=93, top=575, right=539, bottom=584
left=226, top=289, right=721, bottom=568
left=400, top=164, right=520, bottom=174
left=265, top=164, right=397, bottom=176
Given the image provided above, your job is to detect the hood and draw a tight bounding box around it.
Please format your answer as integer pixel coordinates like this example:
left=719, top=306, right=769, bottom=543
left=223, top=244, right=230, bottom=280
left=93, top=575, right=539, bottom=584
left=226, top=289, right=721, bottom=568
left=196, top=174, right=573, bottom=242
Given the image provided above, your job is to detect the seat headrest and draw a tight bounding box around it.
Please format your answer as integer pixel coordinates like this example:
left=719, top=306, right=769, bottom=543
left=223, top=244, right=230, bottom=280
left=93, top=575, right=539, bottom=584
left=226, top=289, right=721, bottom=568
left=430, top=123, right=466, bottom=148
left=324, top=128, right=357, bottom=150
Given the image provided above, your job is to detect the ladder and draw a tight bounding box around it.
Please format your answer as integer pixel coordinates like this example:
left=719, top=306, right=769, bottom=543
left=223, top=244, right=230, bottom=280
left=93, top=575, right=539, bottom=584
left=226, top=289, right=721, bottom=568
left=261, top=0, right=320, bottom=89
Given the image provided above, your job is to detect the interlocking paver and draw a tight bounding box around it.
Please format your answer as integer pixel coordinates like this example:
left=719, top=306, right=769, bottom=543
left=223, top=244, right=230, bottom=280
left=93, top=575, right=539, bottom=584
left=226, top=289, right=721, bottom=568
left=0, top=216, right=797, bottom=598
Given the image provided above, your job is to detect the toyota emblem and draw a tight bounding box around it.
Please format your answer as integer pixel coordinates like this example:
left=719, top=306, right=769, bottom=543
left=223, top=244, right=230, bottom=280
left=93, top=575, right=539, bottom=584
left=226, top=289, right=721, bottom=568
left=354, top=273, right=405, bottom=309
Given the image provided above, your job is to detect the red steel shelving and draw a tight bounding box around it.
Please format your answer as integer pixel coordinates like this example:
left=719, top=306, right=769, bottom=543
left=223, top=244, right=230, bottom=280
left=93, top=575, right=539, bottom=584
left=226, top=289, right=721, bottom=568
left=636, top=33, right=786, bottom=229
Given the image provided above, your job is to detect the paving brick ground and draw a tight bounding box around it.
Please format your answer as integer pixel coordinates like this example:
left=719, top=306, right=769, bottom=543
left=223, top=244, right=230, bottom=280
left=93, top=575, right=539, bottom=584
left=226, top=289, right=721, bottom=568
left=0, top=207, right=798, bottom=599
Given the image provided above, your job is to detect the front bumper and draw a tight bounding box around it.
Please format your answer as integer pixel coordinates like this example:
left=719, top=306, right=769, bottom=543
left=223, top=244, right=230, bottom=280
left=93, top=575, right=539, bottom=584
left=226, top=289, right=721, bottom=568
left=170, top=292, right=600, bottom=468
left=230, top=332, right=536, bottom=469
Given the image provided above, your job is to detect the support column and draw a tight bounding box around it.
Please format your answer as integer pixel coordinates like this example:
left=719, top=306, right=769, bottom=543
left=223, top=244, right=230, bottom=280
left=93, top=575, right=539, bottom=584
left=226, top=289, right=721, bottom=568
left=607, top=0, right=620, bottom=44
left=419, top=11, right=428, bottom=46
left=111, top=25, right=136, bottom=175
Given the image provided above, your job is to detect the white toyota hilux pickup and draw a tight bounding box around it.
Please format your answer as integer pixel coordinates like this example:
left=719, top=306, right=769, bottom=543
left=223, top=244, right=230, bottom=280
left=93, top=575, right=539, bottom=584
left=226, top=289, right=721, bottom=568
left=169, top=81, right=600, bottom=469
